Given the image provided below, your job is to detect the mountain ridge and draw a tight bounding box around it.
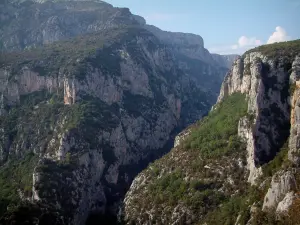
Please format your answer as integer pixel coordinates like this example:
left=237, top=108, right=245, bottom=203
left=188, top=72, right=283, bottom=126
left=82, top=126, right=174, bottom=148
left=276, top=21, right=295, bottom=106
left=0, top=0, right=237, bottom=69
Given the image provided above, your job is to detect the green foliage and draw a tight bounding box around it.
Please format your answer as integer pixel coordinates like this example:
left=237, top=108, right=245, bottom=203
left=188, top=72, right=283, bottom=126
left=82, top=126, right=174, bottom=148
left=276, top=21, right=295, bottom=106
left=149, top=164, right=160, bottom=176
left=148, top=170, right=224, bottom=209
left=184, top=93, right=247, bottom=158
left=203, top=185, right=263, bottom=225
left=0, top=202, right=65, bottom=225
left=245, top=39, right=300, bottom=60
left=19, top=90, right=50, bottom=106
left=128, top=93, right=249, bottom=224
left=65, top=152, right=71, bottom=164
left=204, top=196, right=249, bottom=225
left=122, top=91, right=160, bottom=118
left=0, top=152, right=38, bottom=216
left=251, top=209, right=284, bottom=225
left=262, top=141, right=290, bottom=177
left=0, top=91, right=119, bottom=216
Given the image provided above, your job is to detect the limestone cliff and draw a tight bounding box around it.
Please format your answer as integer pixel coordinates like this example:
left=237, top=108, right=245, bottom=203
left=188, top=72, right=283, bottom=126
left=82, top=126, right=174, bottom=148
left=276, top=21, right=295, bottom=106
left=124, top=40, right=300, bottom=225
left=0, top=24, right=224, bottom=224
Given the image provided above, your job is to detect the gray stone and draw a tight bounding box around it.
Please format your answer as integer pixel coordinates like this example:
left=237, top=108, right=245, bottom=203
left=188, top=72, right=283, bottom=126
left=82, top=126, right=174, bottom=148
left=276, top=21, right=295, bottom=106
left=262, top=171, right=297, bottom=210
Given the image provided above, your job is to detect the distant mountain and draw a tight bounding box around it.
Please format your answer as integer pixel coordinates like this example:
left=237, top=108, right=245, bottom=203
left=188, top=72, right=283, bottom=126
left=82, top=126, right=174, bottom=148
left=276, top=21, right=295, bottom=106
left=0, top=0, right=235, bottom=69
left=211, top=53, right=240, bottom=69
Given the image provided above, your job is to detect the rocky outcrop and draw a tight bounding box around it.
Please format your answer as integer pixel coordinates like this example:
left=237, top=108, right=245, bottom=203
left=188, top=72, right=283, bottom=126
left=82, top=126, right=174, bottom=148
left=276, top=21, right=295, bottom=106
left=238, top=117, right=262, bottom=183
left=0, top=68, right=59, bottom=105
left=262, top=170, right=297, bottom=210
left=276, top=191, right=297, bottom=214
left=174, top=128, right=191, bottom=148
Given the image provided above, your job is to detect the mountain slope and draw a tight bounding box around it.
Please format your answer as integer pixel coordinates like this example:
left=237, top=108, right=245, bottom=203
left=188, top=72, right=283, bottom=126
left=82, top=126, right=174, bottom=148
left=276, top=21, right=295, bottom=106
left=0, top=26, right=219, bottom=224
left=0, top=0, right=137, bottom=51
left=0, top=0, right=236, bottom=224
left=1, top=0, right=236, bottom=70
left=0, top=0, right=229, bottom=98
left=123, top=39, right=300, bottom=225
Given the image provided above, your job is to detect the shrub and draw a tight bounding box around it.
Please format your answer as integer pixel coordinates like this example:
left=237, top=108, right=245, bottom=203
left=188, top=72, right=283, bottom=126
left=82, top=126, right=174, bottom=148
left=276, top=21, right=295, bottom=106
left=184, top=93, right=247, bottom=158
left=262, top=141, right=290, bottom=177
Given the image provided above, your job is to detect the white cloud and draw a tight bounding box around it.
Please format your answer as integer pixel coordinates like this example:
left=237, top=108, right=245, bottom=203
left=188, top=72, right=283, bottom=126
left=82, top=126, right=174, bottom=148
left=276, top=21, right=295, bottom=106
left=238, top=36, right=262, bottom=47
left=209, top=36, right=262, bottom=54
left=267, top=26, right=290, bottom=44
left=209, top=26, right=291, bottom=55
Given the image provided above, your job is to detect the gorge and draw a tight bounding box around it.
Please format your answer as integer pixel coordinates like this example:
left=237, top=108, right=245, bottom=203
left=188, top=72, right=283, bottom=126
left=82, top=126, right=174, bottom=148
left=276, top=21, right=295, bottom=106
left=1, top=1, right=299, bottom=225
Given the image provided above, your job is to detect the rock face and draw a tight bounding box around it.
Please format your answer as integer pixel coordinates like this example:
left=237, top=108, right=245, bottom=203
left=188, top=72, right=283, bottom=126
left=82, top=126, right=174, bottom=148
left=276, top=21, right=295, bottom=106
left=0, top=0, right=232, bottom=222
left=276, top=191, right=297, bottom=213
left=211, top=53, right=239, bottom=69
left=0, top=0, right=228, bottom=107
left=262, top=170, right=297, bottom=210
left=0, top=26, right=213, bottom=224
left=218, top=52, right=292, bottom=183
left=123, top=40, right=300, bottom=225
left=0, top=12, right=227, bottom=224
left=288, top=55, right=300, bottom=164
left=0, top=0, right=137, bottom=51
left=0, top=0, right=230, bottom=72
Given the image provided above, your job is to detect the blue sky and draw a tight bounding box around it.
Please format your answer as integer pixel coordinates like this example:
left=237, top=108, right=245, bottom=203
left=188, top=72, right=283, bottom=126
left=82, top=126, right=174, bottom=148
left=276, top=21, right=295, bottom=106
left=105, top=0, right=300, bottom=54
